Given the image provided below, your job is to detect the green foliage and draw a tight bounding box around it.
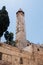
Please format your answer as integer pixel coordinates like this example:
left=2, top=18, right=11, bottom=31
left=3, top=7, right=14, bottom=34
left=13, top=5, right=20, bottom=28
left=4, top=31, right=16, bottom=46
left=0, top=6, right=10, bottom=38
left=9, top=32, right=14, bottom=41
left=4, top=31, right=9, bottom=41
left=4, top=31, right=14, bottom=41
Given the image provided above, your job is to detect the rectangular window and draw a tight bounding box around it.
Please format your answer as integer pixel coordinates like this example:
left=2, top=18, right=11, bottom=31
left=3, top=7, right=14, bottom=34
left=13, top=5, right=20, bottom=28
left=20, top=57, right=23, bottom=64
left=0, top=52, right=2, bottom=60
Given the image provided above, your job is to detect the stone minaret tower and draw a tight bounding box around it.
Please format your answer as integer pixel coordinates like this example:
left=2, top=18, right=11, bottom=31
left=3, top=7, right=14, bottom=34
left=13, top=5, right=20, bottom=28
left=16, top=9, right=26, bottom=49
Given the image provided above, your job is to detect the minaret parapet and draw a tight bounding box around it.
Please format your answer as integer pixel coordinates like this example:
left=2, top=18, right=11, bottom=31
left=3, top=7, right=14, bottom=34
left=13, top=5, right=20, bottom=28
left=16, top=8, right=24, bottom=15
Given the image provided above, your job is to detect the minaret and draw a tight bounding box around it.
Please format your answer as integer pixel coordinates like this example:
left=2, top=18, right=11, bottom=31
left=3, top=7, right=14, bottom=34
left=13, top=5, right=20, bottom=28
left=16, top=9, right=26, bottom=49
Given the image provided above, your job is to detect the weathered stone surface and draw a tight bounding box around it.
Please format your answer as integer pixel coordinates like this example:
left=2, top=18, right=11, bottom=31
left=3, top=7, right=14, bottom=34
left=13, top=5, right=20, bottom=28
left=0, top=43, right=43, bottom=65
left=0, top=60, right=12, bottom=65
left=16, top=9, right=27, bottom=49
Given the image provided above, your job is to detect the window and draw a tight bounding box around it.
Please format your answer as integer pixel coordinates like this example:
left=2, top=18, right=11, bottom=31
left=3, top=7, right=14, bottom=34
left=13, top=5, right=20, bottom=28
left=37, top=48, right=40, bottom=51
left=20, top=57, right=23, bottom=64
left=0, top=44, right=2, bottom=46
left=27, top=44, right=29, bottom=46
left=0, top=52, right=2, bottom=60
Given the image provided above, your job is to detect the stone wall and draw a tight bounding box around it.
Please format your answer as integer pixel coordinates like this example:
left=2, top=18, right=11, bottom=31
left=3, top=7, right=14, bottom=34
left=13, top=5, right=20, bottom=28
left=0, top=43, right=43, bottom=65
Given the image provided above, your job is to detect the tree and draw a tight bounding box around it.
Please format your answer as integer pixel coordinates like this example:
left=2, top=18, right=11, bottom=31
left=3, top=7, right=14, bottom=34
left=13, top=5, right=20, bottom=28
left=8, top=32, right=14, bottom=41
left=4, top=31, right=16, bottom=46
left=4, top=31, right=14, bottom=45
left=4, top=31, right=9, bottom=43
left=0, top=6, right=10, bottom=40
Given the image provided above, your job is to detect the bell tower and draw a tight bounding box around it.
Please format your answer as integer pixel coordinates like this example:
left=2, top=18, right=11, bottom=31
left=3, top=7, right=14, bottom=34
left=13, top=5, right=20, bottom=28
left=16, top=8, right=26, bottom=42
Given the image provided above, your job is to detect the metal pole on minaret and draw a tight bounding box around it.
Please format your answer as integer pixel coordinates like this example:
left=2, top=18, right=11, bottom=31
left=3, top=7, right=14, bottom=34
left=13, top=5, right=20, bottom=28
left=16, top=8, right=26, bottom=49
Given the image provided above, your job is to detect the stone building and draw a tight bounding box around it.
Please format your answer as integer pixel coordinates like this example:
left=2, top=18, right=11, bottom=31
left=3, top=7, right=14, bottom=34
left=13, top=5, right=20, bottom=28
left=0, top=9, right=43, bottom=65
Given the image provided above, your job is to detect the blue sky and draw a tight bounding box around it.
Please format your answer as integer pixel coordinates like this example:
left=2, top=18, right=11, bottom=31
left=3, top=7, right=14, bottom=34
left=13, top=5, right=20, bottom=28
left=0, top=0, right=43, bottom=44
